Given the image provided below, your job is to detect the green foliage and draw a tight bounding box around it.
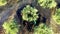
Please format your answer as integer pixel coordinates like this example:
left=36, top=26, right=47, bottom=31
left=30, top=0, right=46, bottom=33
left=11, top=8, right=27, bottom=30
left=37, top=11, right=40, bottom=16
left=37, top=0, right=57, bottom=9
left=34, top=23, right=54, bottom=34
left=0, top=0, right=7, bottom=6
left=2, top=19, right=20, bottom=34
left=21, top=5, right=38, bottom=22
left=52, top=8, right=60, bottom=24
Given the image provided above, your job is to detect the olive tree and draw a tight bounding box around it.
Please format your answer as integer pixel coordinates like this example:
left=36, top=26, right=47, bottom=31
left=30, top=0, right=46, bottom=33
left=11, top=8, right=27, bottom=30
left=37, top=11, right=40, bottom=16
left=37, top=0, right=57, bottom=9
left=0, top=0, right=7, bottom=6
left=21, top=5, right=38, bottom=22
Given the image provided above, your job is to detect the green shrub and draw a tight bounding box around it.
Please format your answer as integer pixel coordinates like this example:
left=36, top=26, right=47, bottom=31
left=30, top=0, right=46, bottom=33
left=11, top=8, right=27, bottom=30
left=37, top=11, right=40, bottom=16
left=0, top=0, right=7, bottom=6
left=37, top=0, right=57, bottom=9
left=2, top=19, right=20, bottom=34
left=21, top=5, right=38, bottom=22
left=52, top=8, right=60, bottom=24
left=34, top=23, right=54, bottom=34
